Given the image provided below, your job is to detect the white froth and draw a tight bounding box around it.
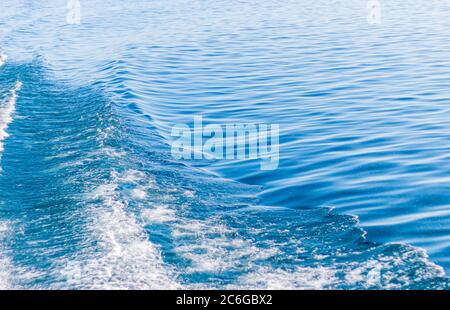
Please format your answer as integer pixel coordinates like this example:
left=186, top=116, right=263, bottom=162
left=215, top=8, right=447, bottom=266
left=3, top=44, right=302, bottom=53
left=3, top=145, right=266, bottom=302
left=171, top=217, right=280, bottom=277
left=0, top=222, right=13, bottom=289
left=131, top=188, right=147, bottom=200
left=233, top=266, right=338, bottom=290
left=0, top=81, right=22, bottom=156
left=57, top=170, right=179, bottom=289
left=142, top=204, right=176, bottom=223
left=183, top=190, right=195, bottom=198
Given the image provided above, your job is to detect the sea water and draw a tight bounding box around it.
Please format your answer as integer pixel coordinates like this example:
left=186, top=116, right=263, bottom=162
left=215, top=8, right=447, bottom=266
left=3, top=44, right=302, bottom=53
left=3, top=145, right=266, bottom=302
left=0, top=0, right=449, bottom=289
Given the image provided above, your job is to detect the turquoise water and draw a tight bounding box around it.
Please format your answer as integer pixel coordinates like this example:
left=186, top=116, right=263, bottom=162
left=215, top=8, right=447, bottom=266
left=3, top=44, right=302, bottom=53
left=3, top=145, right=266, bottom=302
left=1, top=0, right=450, bottom=289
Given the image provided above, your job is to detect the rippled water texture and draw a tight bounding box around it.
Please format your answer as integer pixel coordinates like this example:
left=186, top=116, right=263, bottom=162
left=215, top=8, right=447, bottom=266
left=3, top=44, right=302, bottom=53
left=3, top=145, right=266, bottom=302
left=1, top=0, right=450, bottom=289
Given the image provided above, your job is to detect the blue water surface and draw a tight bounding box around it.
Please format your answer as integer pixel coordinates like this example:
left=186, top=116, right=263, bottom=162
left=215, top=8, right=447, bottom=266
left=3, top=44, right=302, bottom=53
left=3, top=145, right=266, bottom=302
left=1, top=0, right=450, bottom=289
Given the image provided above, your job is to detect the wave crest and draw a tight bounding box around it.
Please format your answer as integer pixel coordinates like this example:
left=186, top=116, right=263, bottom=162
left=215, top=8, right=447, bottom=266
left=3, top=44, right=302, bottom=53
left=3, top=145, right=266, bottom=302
left=0, top=54, right=7, bottom=68
left=0, top=80, right=22, bottom=155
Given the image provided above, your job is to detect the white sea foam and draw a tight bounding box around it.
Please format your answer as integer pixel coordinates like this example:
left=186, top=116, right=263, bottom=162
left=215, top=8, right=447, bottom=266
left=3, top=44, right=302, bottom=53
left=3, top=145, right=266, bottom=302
left=0, top=81, right=22, bottom=156
left=232, top=266, right=338, bottom=290
left=42, top=162, right=447, bottom=290
left=142, top=205, right=176, bottom=223
left=0, top=221, right=13, bottom=289
left=131, top=188, right=147, bottom=200
left=228, top=246, right=447, bottom=289
left=169, top=216, right=282, bottom=283
left=0, top=220, right=44, bottom=290
left=56, top=170, right=179, bottom=289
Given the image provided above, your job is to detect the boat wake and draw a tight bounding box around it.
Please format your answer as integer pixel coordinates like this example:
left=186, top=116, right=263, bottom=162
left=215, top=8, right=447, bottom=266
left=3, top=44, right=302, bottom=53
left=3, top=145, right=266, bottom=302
left=0, top=61, right=447, bottom=289
left=0, top=80, right=22, bottom=160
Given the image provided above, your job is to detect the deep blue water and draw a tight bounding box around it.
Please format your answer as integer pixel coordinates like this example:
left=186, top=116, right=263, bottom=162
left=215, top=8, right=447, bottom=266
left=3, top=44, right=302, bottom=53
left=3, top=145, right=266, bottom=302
left=1, top=0, right=450, bottom=289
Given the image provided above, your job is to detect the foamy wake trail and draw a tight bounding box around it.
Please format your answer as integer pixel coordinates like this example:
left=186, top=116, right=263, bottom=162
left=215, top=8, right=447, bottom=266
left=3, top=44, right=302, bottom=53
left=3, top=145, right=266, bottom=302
left=54, top=170, right=180, bottom=289
left=0, top=221, right=13, bottom=289
left=0, top=80, right=22, bottom=289
left=0, top=81, right=22, bottom=155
